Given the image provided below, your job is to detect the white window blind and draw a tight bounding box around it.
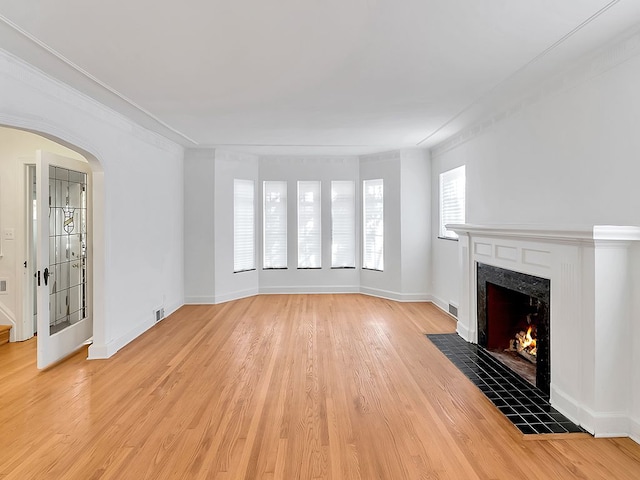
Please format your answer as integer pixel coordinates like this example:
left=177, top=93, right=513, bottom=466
left=331, top=181, right=355, bottom=268
left=439, top=166, right=466, bottom=240
left=297, top=181, right=321, bottom=268
left=233, top=179, right=255, bottom=272
left=263, top=181, right=288, bottom=269
left=362, top=179, right=384, bottom=271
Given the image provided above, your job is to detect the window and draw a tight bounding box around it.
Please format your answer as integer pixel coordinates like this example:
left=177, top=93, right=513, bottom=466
left=362, top=179, right=383, bottom=271
left=297, top=181, right=321, bottom=268
left=233, top=179, right=255, bottom=272
left=439, top=166, right=466, bottom=240
left=263, top=181, right=288, bottom=269
left=331, top=181, right=355, bottom=268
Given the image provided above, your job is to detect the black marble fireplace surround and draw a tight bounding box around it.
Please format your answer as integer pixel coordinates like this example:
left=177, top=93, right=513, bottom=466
left=477, top=263, right=551, bottom=398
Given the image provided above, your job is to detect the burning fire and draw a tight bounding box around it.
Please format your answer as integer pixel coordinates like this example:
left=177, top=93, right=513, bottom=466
left=518, top=326, right=537, bottom=356
left=509, top=326, right=537, bottom=362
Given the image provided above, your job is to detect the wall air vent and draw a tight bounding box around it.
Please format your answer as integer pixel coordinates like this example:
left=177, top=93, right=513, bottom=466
left=154, top=307, right=165, bottom=323
left=0, top=279, right=7, bottom=294
left=448, top=303, right=458, bottom=318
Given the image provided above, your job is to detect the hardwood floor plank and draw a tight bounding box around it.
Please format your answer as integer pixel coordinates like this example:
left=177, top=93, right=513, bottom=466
left=1, top=294, right=640, bottom=479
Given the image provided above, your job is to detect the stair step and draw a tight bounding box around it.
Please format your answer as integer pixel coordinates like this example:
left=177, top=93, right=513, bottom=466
left=0, top=324, right=11, bottom=346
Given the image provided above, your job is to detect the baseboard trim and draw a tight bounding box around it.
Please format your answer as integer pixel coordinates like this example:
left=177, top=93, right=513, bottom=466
left=584, top=409, right=630, bottom=438
left=189, top=288, right=430, bottom=303
left=87, top=300, right=183, bottom=360
left=550, top=386, right=583, bottom=428
left=184, top=295, right=217, bottom=304
left=214, top=288, right=260, bottom=304
left=630, top=416, right=640, bottom=445
left=259, top=285, right=359, bottom=295
left=164, top=301, right=182, bottom=319
left=429, top=294, right=449, bottom=314
left=88, top=317, right=154, bottom=360
left=359, top=287, right=429, bottom=302
left=87, top=343, right=109, bottom=359
left=551, top=386, right=634, bottom=439
left=455, top=322, right=471, bottom=342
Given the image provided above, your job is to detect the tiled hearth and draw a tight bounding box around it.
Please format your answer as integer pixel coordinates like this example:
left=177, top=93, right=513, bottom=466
left=428, top=333, right=584, bottom=435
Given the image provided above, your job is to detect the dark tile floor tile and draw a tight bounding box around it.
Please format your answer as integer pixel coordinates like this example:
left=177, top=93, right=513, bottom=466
left=527, top=423, right=549, bottom=434
left=498, top=406, right=517, bottom=416
left=520, top=413, right=540, bottom=424
left=517, top=424, right=537, bottom=435
left=562, top=422, right=585, bottom=433
left=548, top=423, right=569, bottom=434
left=512, top=405, right=531, bottom=414
left=535, top=413, right=555, bottom=423
left=427, top=333, right=587, bottom=436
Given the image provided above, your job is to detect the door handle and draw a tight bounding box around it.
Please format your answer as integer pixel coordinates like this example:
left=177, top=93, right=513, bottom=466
left=35, top=270, right=41, bottom=286
left=43, top=267, right=50, bottom=286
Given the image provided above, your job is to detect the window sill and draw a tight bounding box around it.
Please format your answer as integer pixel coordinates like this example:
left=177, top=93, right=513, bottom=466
left=263, top=267, right=288, bottom=270
left=331, top=266, right=356, bottom=270
left=362, top=267, right=384, bottom=272
left=437, top=236, right=459, bottom=242
left=233, top=268, right=256, bottom=274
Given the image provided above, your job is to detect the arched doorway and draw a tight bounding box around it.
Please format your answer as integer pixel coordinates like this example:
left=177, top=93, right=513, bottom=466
left=0, top=124, right=105, bottom=367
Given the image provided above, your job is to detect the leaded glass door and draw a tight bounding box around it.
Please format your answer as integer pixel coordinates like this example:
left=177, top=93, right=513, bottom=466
left=36, top=151, right=92, bottom=369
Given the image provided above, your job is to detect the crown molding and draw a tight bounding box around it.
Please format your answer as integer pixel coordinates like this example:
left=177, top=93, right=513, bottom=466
left=0, top=15, right=194, bottom=152
left=430, top=23, right=640, bottom=158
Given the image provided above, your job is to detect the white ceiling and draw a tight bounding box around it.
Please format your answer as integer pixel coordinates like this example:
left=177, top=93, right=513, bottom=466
left=1, top=0, right=640, bottom=155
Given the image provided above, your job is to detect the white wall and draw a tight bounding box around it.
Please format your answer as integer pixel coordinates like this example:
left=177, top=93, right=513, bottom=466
left=184, top=149, right=216, bottom=303
left=359, top=151, right=402, bottom=299
left=214, top=149, right=259, bottom=303
left=430, top=29, right=640, bottom=311
left=0, top=49, right=184, bottom=358
left=258, top=155, right=360, bottom=294
left=400, top=149, right=431, bottom=300
left=632, top=243, right=640, bottom=443
left=183, top=149, right=431, bottom=303
left=430, top=159, right=463, bottom=312
left=0, top=127, right=86, bottom=340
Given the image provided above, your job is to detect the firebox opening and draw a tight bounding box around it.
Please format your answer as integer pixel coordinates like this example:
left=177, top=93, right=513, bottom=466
left=486, top=283, right=539, bottom=386
left=476, top=263, right=551, bottom=398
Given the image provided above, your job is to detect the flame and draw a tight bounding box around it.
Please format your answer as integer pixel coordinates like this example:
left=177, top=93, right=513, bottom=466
left=519, top=326, right=537, bottom=356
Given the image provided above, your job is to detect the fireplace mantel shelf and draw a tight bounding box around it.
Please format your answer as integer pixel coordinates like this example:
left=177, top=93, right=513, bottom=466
left=447, top=224, right=640, bottom=242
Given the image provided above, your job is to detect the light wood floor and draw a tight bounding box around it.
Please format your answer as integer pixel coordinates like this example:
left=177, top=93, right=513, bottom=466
left=1, top=294, right=639, bottom=479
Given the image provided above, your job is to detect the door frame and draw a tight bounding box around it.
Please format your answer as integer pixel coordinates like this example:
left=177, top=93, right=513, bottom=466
left=2, top=121, right=106, bottom=362
left=22, top=163, right=36, bottom=339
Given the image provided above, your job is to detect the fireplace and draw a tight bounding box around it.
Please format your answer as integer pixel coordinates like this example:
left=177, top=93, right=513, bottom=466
left=448, top=224, right=640, bottom=439
left=476, top=263, right=550, bottom=397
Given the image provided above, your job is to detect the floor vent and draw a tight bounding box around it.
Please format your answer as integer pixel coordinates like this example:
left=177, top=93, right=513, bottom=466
left=448, top=303, right=458, bottom=318
left=154, top=307, right=165, bottom=323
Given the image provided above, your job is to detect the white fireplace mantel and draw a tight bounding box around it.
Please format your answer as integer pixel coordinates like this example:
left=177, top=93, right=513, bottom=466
left=448, top=224, right=640, bottom=243
left=448, top=223, right=640, bottom=441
